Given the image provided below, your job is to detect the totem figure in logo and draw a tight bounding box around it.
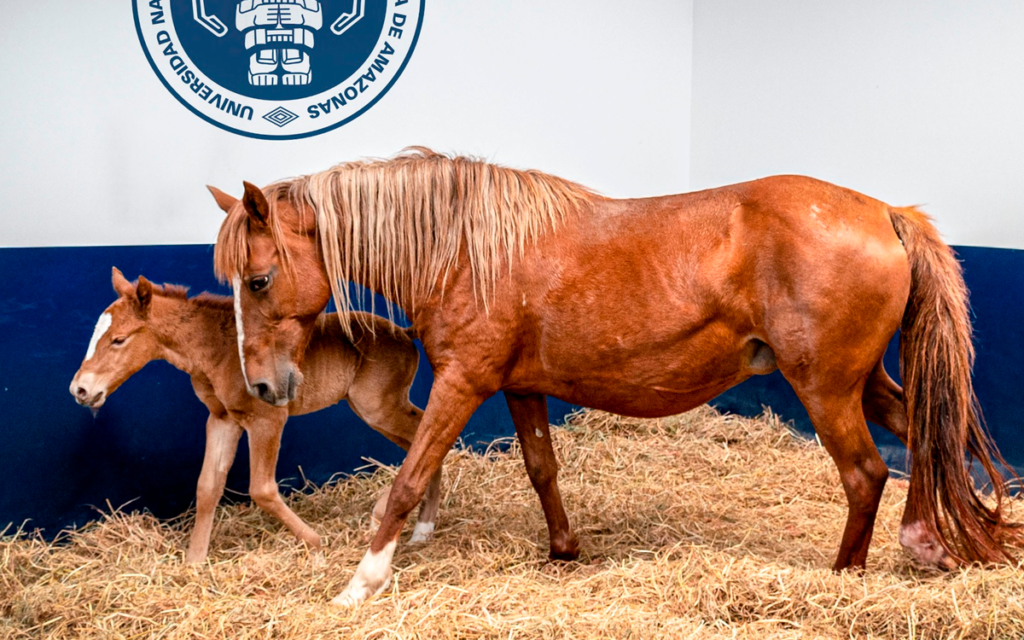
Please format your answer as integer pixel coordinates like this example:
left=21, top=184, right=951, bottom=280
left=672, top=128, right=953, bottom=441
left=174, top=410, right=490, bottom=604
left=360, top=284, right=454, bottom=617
left=236, top=0, right=323, bottom=86
left=192, top=0, right=366, bottom=88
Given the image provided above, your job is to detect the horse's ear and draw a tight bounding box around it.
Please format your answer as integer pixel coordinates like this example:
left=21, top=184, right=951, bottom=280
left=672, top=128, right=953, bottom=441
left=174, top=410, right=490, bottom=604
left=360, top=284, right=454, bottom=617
left=207, top=185, right=238, bottom=214
left=135, top=276, right=153, bottom=313
left=112, top=267, right=135, bottom=298
left=241, top=181, right=270, bottom=227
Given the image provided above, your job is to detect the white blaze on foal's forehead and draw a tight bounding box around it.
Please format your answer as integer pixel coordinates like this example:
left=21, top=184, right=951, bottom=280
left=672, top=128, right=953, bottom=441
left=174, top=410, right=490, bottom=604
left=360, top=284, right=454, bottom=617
left=84, top=313, right=112, bottom=361
left=232, top=278, right=250, bottom=387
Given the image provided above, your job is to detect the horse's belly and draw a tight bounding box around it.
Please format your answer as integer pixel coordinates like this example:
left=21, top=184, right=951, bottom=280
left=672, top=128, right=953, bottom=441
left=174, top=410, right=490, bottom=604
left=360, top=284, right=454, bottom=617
left=511, top=338, right=757, bottom=418
left=546, top=372, right=746, bottom=418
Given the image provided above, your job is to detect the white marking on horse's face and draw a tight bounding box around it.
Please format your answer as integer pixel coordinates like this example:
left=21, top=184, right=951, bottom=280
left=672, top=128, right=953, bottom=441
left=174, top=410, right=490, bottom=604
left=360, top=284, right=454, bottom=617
left=84, top=313, right=112, bottom=361
left=534, top=428, right=544, bottom=438
left=331, top=539, right=397, bottom=607
left=232, top=278, right=251, bottom=388
left=410, top=521, right=435, bottom=544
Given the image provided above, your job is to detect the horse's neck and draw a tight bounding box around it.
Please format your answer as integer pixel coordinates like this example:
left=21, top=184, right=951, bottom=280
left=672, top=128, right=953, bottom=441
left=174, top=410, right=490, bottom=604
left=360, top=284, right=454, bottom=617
left=150, top=298, right=233, bottom=377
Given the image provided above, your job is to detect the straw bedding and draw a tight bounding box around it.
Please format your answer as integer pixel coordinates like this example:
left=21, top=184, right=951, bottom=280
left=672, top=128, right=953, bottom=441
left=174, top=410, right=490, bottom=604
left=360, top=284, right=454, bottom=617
left=3, top=406, right=1023, bottom=639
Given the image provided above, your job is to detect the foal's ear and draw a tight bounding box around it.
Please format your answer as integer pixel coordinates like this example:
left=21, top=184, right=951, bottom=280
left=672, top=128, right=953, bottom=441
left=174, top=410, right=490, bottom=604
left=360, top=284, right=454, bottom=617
left=241, top=181, right=270, bottom=227
left=112, top=267, right=135, bottom=298
left=207, top=185, right=238, bottom=214
left=135, top=276, right=153, bottom=313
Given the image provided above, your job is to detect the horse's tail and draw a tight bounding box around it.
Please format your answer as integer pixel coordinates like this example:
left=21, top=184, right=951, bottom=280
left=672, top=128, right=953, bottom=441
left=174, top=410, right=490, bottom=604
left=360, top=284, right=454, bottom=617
left=889, top=206, right=1019, bottom=564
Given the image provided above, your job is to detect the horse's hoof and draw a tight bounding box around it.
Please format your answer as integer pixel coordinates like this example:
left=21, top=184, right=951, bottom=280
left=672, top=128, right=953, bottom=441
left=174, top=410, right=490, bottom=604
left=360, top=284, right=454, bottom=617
left=549, top=548, right=580, bottom=562
left=331, top=540, right=397, bottom=607
left=899, top=520, right=959, bottom=569
left=549, top=534, right=581, bottom=562
left=330, top=574, right=391, bottom=607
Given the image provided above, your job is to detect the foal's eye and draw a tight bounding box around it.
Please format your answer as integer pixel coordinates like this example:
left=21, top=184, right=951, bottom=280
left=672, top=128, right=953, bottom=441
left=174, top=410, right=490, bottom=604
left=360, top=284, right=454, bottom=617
left=249, top=275, right=270, bottom=293
left=111, top=336, right=127, bottom=346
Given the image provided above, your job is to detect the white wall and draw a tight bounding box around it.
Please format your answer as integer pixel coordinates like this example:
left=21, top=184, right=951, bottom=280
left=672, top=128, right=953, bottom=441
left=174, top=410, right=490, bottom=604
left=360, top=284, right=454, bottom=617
left=0, top=1, right=693, bottom=248
left=691, top=1, right=1024, bottom=249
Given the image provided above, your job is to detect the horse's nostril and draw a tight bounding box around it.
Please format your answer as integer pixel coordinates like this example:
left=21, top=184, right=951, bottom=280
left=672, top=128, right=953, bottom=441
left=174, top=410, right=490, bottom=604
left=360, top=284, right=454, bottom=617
left=253, top=382, right=271, bottom=400
left=75, top=387, right=88, bottom=399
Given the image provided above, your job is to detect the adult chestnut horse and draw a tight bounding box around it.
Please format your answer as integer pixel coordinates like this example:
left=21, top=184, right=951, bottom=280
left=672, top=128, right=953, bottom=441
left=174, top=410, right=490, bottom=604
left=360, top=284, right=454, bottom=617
left=211, top=149, right=1017, bottom=606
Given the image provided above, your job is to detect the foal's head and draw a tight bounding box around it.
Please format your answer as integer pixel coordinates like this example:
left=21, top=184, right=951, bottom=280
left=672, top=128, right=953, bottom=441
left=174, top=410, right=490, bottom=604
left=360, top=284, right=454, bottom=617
left=210, top=183, right=331, bottom=406
left=70, top=268, right=160, bottom=410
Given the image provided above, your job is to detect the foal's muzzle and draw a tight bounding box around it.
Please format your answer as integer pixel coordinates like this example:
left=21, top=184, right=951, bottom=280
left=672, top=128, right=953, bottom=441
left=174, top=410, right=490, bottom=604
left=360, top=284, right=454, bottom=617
left=69, top=374, right=106, bottom=409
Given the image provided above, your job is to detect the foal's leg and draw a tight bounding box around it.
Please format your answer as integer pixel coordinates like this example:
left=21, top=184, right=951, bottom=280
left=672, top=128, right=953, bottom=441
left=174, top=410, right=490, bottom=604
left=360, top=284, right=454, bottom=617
left=791, top=383, right=890, bottom=571
left=186, top=414, right=243, bottom=563
left=505, top=392, right=580, bottom=560
left=333, top=372, right=488, bottom=607
left=246, top=412, right=322, bottom=552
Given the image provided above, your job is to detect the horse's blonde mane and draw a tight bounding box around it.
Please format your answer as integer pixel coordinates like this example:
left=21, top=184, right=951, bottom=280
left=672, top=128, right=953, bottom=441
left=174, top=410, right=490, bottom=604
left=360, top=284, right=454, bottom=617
left=215, top=148, right=595, bottom=336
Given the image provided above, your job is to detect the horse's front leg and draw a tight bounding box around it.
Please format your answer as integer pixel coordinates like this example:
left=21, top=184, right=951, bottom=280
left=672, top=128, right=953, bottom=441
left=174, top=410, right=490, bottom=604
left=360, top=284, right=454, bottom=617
left=332, top=373, right=487, bottom=606
left=246, top=412, right=322, bottom=553
left=347, top=377, right=441, bottom=544
left=186, top=414, right=243, bottom=563
left=505, top=392, right=579, bottom=560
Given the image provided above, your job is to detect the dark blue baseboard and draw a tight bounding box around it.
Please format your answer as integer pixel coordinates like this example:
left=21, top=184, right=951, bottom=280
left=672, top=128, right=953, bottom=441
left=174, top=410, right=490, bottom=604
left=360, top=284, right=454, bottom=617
left=1, top=244, right=1021, bottom=535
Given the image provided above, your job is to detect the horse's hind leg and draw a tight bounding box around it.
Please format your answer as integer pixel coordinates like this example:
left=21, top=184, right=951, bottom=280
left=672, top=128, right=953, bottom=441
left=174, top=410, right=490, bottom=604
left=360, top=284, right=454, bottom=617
left=790, top=382, right=890, bottom=571
left=862, top=358, right=908, bottom=445
left=864, top=361, right=962, bottom=568
left=860, top=359, right=955, bottom=566
left=185, top=414, right=243, bottom=563
left=505, top=392, right=580, bottom=561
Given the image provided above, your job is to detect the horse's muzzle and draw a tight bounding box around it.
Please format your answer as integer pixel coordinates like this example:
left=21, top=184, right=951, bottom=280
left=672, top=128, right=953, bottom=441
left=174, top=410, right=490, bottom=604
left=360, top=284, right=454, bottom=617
left=250, top=367, right=301, bottom=407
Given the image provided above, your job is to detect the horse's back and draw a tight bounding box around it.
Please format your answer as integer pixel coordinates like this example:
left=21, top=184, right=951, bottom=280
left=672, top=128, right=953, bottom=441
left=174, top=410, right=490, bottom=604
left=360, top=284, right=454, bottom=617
left=491, top=175, right=911, bottom=413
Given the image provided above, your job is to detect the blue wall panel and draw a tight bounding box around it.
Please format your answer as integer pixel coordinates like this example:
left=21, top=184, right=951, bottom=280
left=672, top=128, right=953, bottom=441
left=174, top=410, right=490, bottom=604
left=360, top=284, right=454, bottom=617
left=0, top=245, right=573, bottom=535
left=1, top=244, right=1021, bottom=535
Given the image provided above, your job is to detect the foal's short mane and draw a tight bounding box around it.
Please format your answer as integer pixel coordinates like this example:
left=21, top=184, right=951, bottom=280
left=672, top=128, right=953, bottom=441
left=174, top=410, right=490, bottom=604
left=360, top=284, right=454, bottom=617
left=153, top=283, right=190, bottom=300
left=146, top=282, right=231, bottom=310
left=214, top=148, right=596, bottom=336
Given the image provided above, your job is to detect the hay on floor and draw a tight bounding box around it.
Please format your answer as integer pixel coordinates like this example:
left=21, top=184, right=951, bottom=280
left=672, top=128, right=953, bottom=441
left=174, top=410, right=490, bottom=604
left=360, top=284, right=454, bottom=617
left=3, top=406, right=1024, bottom=639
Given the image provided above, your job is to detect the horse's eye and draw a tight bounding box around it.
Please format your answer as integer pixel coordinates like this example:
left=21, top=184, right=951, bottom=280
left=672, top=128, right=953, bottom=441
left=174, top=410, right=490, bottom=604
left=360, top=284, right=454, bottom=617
left=111, top=336, right=127, bottom=346
left=249, top=275, right=270, bottom=293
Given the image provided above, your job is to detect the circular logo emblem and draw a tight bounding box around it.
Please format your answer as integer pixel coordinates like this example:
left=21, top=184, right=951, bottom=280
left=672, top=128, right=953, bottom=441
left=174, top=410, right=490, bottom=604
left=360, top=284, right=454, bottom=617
left=133, top=0, right=424, bottom=139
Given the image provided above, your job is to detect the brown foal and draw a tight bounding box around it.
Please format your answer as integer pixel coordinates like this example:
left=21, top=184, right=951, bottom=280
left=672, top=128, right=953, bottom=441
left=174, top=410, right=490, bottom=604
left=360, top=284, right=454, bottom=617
left=70, top=268, right=441, bottom=562
left=210, top=150, right=1019, bottom=605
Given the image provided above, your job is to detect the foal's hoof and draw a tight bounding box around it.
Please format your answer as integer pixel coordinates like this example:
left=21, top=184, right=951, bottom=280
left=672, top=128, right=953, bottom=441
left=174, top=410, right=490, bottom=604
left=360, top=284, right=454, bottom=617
left=308, top=550, right=327, bottom=568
